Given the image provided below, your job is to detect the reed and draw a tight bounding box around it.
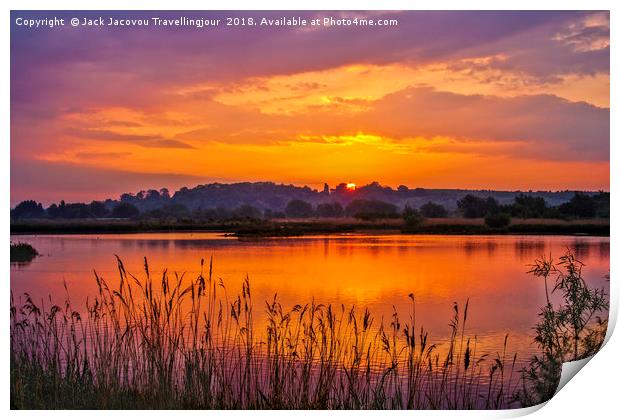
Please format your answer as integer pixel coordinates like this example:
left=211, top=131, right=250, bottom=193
left=11, top=257, right=521, bottom=409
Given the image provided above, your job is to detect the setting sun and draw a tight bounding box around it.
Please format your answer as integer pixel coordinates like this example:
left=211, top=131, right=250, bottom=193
left=346, top=183, right=357, bottom=191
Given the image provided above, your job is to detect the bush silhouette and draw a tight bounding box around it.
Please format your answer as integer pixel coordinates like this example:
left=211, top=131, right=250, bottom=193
left=484, top=212, right=510, bottom=228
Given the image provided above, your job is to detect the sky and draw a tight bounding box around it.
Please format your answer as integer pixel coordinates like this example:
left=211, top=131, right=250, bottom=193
left=10, top=10, right=610, bottom=205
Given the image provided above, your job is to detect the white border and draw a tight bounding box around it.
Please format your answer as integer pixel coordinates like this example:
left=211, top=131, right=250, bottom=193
left=3, top=1, right=617, bottom=419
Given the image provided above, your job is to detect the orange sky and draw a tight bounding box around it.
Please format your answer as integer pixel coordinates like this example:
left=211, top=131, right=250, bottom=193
left=11, top=11, right=610, bottom=204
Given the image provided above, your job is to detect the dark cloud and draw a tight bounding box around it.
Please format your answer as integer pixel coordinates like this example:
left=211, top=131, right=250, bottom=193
left=65, top=128, right=196, bottom=149
left=11, top=11, right=607, bottom=108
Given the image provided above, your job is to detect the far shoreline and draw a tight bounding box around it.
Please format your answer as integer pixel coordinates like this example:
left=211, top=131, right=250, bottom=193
left=10, top=217, right=610, bottom=237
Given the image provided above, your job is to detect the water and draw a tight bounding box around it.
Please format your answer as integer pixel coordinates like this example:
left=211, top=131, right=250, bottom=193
left=10, top=233, right=609, bottom=365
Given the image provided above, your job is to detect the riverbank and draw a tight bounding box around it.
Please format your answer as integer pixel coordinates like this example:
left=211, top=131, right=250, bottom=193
left=10, top=217, right=610, bottom=237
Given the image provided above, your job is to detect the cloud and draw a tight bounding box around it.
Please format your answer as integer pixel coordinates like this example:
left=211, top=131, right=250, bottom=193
left=10, top=158, right=208, bottom=205
left=552, top=12, right=610, bottom=53
left=75, top=151, right=132, bottom=160
left=462, top=13, right=609, bottom=80
left=176, top=86, right=609, bottom=161
left=65, top=127, right=196, bottom=149
left=358, top=87, right=609, bottom=161
left=11, top=11, right=607, bottom=109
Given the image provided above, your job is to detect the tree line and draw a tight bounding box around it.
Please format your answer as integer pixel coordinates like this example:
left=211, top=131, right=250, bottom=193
left=11, top=191, right=609, bottom=225
left=457, top=191, right=609, bottom=219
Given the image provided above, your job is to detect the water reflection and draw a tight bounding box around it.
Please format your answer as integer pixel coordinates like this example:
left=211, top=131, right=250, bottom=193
left=572, top=240, right=592, bottom=260
left=514, top=240, right=546, bottom=261
left=10, top=261, right=35, bottom=269
left=599, top=241, right=610, bottom=259
left=10, top=233, right=609, bottom=366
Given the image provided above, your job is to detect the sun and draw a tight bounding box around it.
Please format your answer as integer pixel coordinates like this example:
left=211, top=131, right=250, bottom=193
left=346, top=183, right=357, bottom=191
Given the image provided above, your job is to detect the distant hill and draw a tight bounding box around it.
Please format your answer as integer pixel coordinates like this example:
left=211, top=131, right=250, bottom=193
left=11, top=181, right=609, bottom=222
left=116, top=181, right=590, bottom=213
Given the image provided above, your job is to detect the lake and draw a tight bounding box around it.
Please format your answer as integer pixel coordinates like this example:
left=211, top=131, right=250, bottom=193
left=10, top=233, right=609, bottom=366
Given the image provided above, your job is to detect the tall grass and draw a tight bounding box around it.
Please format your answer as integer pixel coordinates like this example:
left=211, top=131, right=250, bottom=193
left=10, top=257, right=521, bottom=409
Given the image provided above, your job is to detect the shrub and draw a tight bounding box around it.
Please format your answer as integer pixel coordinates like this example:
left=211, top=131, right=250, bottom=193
left=516, top=251, right=608, bottom=405
left=484, top=212, right=510, bottom=228
left=10, top=242, right=39, bottom=263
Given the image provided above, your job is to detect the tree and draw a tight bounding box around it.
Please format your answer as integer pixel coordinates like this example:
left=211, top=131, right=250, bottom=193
left=402, top=204, right=424, bottom=228
left=11, top=200, right=46, bottom=219
left=285, top=199, right=314, bottom=218
left=457, top=195, right=499, bottom=218
left=333, top=183, right=350, bottom=194
left=558, top=192, right=598, bottom=218
left=419, top=201, right=448, bottom=218
left=46, top=203, right=61, bottom=218
left=88, top=201, right=109, bottom=218
left=159, top=188, right=171, bottom=199
left=45, top=201, right=91, bottom=219
left=315, top=202, right=344, bottom=218
left=591, top=191, right=610, bottom=218
left=505, top=194, right=547, bottom=218
left=146, top=189, right=161, bottom=200
left=112, top=202, right=140, bottom=218
left=120, top=193, right=134, bottom=202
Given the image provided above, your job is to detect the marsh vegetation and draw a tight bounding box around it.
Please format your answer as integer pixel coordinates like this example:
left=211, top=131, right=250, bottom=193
left=10, top=250, right=608, bottom=409
left=10, top=242, right=39, bottom=263
left=516, top=251, right=609, bottom=406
